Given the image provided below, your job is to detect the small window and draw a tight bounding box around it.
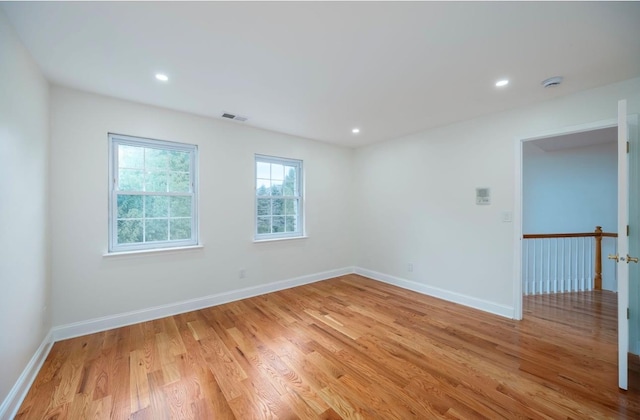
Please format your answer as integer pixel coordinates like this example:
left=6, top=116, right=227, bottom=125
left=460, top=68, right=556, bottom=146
left=255, top=154, right=303, bottom=240
left=108, top=134, right=198, bottom=252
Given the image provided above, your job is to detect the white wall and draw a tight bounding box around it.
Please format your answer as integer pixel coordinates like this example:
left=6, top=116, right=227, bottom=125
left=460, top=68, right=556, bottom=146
left=523, top=141, right=617, bottom=290
left=354, top=77, right=640, bottom=315
left=0, top=10, right=50, bottom=409
left=50, top=87, right=354, bottom=327
left=524, top=141, right=617, bottom=233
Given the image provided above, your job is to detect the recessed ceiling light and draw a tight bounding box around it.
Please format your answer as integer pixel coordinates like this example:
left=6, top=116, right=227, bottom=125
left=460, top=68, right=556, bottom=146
left=352, top=128, right=360, bottom=134
left=155, top=73, right=169, bottom=82
left=495, top=79, right=509, bottom=87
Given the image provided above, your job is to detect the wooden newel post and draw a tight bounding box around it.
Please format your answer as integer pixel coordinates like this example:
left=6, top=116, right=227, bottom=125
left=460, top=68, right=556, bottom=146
left=594, top=226, right=603, bottom=290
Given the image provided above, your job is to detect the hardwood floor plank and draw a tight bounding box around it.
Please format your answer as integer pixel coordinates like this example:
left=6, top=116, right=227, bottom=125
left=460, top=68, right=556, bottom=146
left=317, top=386, right=364, bottom=420
left=147, top=370, right=170, bottom=420
left=198, top=331, right=248, bottom=402
left=50, top=340, right=88, bottom=408
left=14, top=376, right=58, bottom=419
left=17, top=274, right=640, bottom=418
left=187, top=319, right=213, bottom=342
left=89, top=395, right=112, bottom=420
left=129, top=349, right=150, bottom=412
left=281, top=389, right=323, bottom=419
left=108, top=339, right=131, bottom=420
left=91, top=353, right=111, bottom=401
left=197, top=367, right=236, bottom=420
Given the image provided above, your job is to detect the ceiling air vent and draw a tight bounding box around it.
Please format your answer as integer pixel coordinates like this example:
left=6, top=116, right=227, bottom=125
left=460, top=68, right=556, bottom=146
left=541, top=76, right=563, bottom=88
left=221, top=112, right=248, bottom=122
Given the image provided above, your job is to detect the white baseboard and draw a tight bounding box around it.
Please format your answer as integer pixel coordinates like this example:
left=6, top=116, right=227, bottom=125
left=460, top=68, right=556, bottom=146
left=52, top=266, right=354, bottom=341
left=52, top=266, right=514, bottom=342
left=354, top=267, right=515, bottom=319
left=0, top=331, right=53, bottom=420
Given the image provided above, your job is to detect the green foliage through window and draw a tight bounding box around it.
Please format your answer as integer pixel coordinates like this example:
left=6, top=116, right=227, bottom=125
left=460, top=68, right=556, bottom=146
left=109, top=134, right=198, bottom=252
left=255, top=155, right=302, bottom=238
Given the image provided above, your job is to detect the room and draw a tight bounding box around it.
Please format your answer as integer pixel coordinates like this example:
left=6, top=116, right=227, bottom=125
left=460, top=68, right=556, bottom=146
left=2, top=2, right=640, bottom=418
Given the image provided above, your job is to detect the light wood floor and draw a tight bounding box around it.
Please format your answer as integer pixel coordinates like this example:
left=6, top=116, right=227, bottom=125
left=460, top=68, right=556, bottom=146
left=16, top=274, right=640, bottom=419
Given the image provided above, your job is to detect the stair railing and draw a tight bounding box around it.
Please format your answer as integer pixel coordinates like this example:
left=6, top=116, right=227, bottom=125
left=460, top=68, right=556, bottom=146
left=522, top=226, right=617, bottom=295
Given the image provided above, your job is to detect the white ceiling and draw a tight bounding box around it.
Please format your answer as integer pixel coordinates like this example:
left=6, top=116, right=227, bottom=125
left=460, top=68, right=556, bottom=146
left=532, top=126, right=616, bottom=152
left=3, top=2, right=640, bottom=148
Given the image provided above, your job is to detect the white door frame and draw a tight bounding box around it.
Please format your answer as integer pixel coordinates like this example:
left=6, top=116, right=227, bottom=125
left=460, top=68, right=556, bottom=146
left=513, top=118, right=618, bottom=320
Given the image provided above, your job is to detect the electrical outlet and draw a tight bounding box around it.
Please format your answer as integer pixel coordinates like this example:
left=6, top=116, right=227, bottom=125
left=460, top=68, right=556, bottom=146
left=239, top=269, right=246, bottom=279
left=407, top=263, right=414, bottom=272
left=501, top=211, right=513, bottom=223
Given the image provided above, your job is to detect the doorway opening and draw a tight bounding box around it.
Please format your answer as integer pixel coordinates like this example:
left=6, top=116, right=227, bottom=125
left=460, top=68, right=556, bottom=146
left=522, top=126, right=618, bottom=296
left=513, top=119, right=618, bottom=320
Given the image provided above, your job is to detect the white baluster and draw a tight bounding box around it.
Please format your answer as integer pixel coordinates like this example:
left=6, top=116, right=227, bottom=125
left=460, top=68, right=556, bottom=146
left=552, top=239, right=556, bottom=293
left=532, top=239, right=536, bottom=295
left=547, top=239, right=555, bottom=293
left=539, top=240, right=544, bottom=294
left=523, top=240, right=528, bottom=295
left=576, top=237, right=580, bottom=292
left=569, top=238, right=573, bottom=292
left=560, top=239, right=565, bottom=293
left=579, top=237, right=583, bottom=291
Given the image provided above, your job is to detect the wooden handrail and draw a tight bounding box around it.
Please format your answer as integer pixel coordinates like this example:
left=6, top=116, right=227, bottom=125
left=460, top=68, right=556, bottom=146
left=522, top=226, right=617, bottom=291
left=523, top=231, right=618, bottom=239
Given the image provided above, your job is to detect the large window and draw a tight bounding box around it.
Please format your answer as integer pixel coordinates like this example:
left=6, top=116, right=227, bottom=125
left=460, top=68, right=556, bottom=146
left=255, top=155, right=303, bottom=240
left=108, top=134, right=198, bottom=252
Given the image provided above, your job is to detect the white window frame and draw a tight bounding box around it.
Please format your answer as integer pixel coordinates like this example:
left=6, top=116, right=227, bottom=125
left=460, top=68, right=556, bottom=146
left=255, top=154, right=304, bottom=240
left=108, top=133, right=198, bottom=253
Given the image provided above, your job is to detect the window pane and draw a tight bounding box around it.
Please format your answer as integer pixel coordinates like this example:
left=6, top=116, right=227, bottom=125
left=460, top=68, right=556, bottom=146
left=256, top=161, right=270, bottom=179
left=119, top=145, right=144, bottom=169
left=169, top=151, right=190, bottom=171
left=145, top=196, right=168, bottom=218
left=117, top=194, right=143, bottom=218
left=270, top=181, right=283, bottom=196
left=170, top=196, right=191, bottom=217
left=117, top=219, right=143, bottom=243
left=284, top=198, right=297, bottom=215
left=119, top=169, right=144, bottom=191
left=146, top=148, right=169, bottom=170
left=272, top=216, right=285, bottom=233
left=285, top=216, right=297, bottom=232
left=257, top=217, right=271, bottom=234
left=169, top=171, right=190, bottom=192
left=272, top=198, right=284, bottom=215
left=257, top=180, right=271, bottom=196
left=145, top=171, right=168, bottom=192
left=283, top=181, right=295, bottom=196
left=257, top=198, right=271, bottom=216
left=145, top=219, right=168, bottom=242
left=285, top=166, right=297, bottom=195
left=285, top=166, right=296, bottom=181
left=271, top=164, right=284, bottom=181
left=170, top=218, right=191, bottom=240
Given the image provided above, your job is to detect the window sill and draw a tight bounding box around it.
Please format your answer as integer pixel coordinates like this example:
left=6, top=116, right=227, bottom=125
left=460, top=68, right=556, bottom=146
left=253, top=235, right=308, bottom=244
left=103, top=245, right=204, bottom=257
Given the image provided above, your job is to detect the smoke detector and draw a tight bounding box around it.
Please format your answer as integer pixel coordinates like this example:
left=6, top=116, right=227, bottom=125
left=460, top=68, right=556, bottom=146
left=541, top=76, right=563, bottom=88
left=221, top=112, right=248, bottom=122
